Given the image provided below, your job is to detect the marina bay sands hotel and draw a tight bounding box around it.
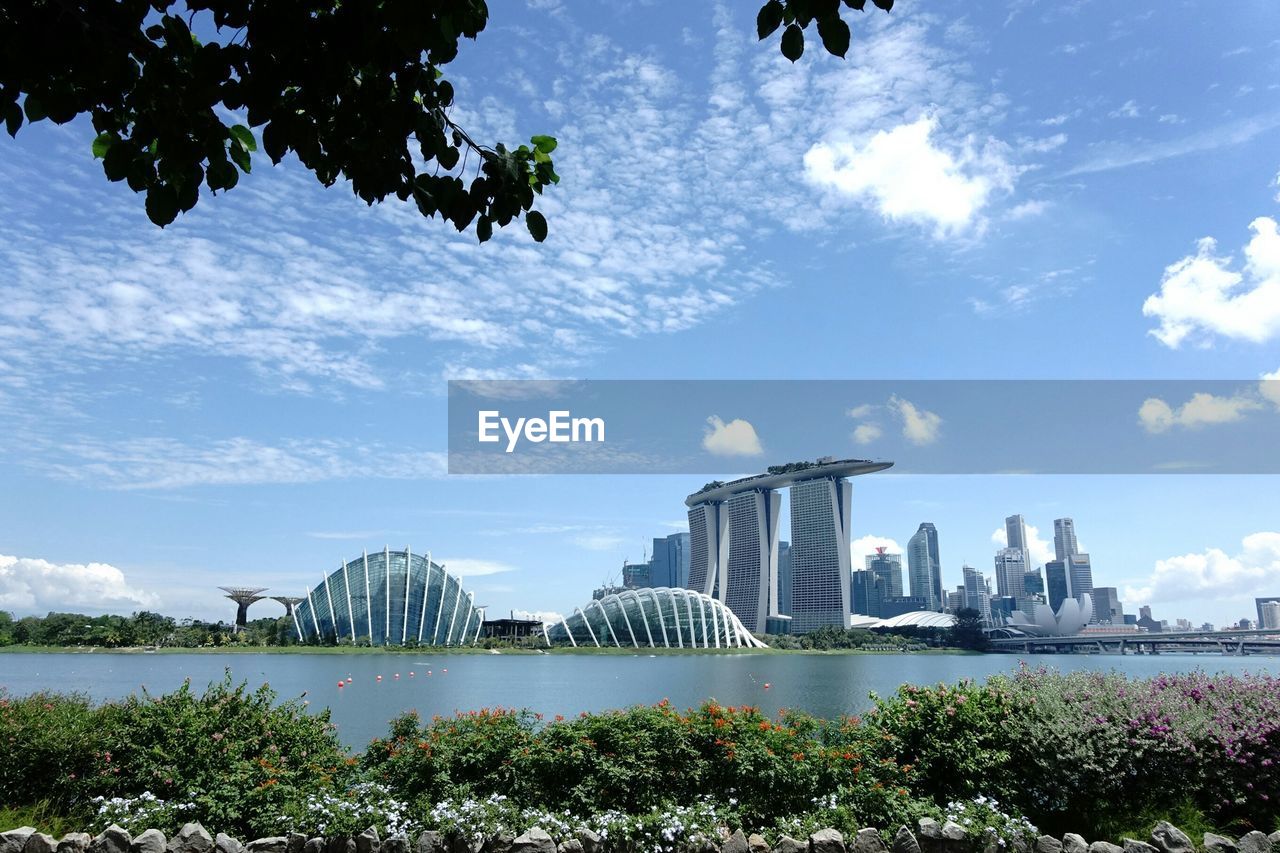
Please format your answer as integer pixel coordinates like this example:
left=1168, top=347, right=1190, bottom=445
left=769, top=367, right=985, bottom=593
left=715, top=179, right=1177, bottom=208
left=685, top=457, right=893, bottom=635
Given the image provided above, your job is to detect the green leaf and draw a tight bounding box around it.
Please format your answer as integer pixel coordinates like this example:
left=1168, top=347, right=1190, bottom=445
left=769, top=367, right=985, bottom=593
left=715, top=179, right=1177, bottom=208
left=437, top=145, right=460, bottom=170
left=145, top=184, right=179, bottom=227
left=817, top=16, right=851, bottom=58
left=92, top=132, right=114, bottom=159
left=229, top=124, right=257, bottom=152
left=531, top=134, right=557, bottom=154
left=757, top=0, right=785, bottom=39
left=476, top=216, right=493, bottom=243
left=5, top=102, right=24, bottom=137
left=229, top=141, right=252, bottom=173
left=23, top=95, right=46, bottom=122
left=780, top=24, right=805, bottom=62
left=525, top=210, right=548, bottom=243
left=207, top=159, right=239, bottom=191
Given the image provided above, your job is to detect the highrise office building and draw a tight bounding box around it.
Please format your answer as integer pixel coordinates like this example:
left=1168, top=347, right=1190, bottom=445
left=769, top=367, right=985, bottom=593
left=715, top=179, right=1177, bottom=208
left=962, top=565, right=992, bottom=625
left=1092, top=587, right=1123, bottom=624
left=648, top=532, right=691, bottom=589
left=1005, top=515, right=1029, bottom=566
left=1024, top=568, right=1045, bottom=597
left=777, top=541, right=792, bottom=616
left=723, top=489, right=782, bottom=633
left=789, top=476, right=854, bottom=633
left=1068, top=554, right=1094, bottom=617
left=865, top=549, right=903, bottom=597
left=993, top=547, right=1027, bottom=602
left=1045, top=559, right=1070, bottom=611
left=851, top=568, right=882, bottom=617
left=1260, top=600, right=1280, bottom=630
left=907, top=523, right=942, bottom=611
left=1054, top=518, right=1079, bottom=561
left=687, top=501, right=728, bottom=598
left=1044, top=554, right=1094, bottom=619
left=1257, top=597, right=1280, bottom=626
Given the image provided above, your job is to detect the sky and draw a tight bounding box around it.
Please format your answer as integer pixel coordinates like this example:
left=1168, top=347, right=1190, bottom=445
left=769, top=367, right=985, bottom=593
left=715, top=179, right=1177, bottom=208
left=1, top=0, right=1280, bottom=630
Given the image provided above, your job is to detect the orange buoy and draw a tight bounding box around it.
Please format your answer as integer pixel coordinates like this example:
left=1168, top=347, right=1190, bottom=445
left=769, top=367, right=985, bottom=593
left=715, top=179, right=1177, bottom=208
left=337, top=681, right=344, bottom=687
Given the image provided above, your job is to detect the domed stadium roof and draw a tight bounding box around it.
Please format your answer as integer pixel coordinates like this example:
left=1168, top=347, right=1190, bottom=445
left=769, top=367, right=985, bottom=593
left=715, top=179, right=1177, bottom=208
left=294, top=547, right=481, bottom=646
left=849, top=611, right=957, bottom=630
left=546, top=587, right=768, bottom=649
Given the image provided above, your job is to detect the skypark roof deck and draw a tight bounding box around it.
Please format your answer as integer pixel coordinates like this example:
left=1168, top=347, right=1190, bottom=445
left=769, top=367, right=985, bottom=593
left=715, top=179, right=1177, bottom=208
left=685, top=458, right=893, bottom=506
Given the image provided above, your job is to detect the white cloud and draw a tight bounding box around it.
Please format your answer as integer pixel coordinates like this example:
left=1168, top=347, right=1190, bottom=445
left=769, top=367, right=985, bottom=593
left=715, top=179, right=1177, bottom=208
left=1108, top=99, right=1142, bottom=118
left=0, top=554, right=159, bottom=614
left=1064, top=112, right=1280, bottom=176
left=852, top=423, right=883, bottom=445
left=512, top=609, right=565, bottom=626
left=1138, top=392, right=1264, bottom=433
left=851, top=535, right=903, bottom=562
left=1007, top=200, right=1051, bottom=220
left=1125, top=532, right=1280, bottom=606
left=888, top=395, right=943, bottom=446
left=803, top=115, right=1016, bottom=238
left=702, top=415, right=763, bottom=457
left=438, top=558, right=517, bottom=577
left=572, top=535, right=626, bottom=552
left=34, top=435, right=447, bottom=490
left=847, top=404, right=878, bottom=419
left=990, top=523, right=1055, bottom=569
left=1143, top=217, right=1280, bottom=347
left=1262, top=368, right=1280, bottom=407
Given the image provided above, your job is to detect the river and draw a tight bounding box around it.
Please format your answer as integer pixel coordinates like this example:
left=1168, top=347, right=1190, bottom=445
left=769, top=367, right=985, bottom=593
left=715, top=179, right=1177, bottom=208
left=2, top=650, right=1276, bottom=749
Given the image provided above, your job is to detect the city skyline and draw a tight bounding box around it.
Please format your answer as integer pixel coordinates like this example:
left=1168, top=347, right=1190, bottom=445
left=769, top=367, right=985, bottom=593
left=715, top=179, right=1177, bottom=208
left=2, top=3, right=1280, bottom=630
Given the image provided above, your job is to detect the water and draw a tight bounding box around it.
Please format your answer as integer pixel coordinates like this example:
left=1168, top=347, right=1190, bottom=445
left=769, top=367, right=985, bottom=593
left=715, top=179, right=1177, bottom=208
left=1, top=651, right=1276, bottom=749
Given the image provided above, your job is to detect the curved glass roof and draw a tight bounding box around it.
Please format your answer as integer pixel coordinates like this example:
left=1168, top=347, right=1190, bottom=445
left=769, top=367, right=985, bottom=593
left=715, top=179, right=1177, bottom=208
left=546, top=587, right=768, bottom=649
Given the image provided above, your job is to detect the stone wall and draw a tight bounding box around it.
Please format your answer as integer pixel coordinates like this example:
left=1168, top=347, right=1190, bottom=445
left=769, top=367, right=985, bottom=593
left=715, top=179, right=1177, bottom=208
left=2, top=819, right=1277, bottom=853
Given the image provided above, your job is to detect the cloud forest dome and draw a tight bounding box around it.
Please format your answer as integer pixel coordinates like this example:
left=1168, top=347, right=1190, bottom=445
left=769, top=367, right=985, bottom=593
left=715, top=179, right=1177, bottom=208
left=294, top=547, right=482, bottom=646
left=546, top=587, right=768, bottom=649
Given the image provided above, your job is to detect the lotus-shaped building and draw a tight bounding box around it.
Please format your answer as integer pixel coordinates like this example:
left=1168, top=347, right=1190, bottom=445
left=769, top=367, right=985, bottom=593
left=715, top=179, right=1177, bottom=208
left=293, top=547, right=482, bottom=646
left=1007, top=594, right=1093, bottom=637
left=545, top=587, right=767, bottom=648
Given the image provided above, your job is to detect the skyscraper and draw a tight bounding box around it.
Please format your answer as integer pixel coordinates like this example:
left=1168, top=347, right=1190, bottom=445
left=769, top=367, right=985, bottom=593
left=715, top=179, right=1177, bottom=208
left=1045, top=559, right=1070, bottom=611
left=777, top=540, right=792, bottom=616
left=1047, top=554, right=1095, bottom=620
left=648, top=532, right=691, bottom=589
left=865, top=548, right=903, bottom=597
left=851, top=568, right=883, bottom=617
left=962, top=565, right=992, bottom=625
left=907, top=523, right=942, bottom=611
left=1005, top=515, right=1029, bottom=567
left=789, top=476, right=853, bottom=633
left=723, top=489, right=782, bottom=633
left=1054, top=518, right=1079, bottom=561
left=1067, top=554, right=1094, bottom=617
left=1092, top=587, right=1123, bottom=624
left=687, top=501, right=728, bottom=598
left=1260, top=601, right=1280, bottom=630
left=993, top=547, right=1026, bottom=602
left=1257, top=597, right=1280, bottom=626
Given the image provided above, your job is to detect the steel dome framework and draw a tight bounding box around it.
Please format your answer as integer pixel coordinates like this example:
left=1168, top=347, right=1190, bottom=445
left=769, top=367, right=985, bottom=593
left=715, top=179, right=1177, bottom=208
left=545, top=587, right=768, bottom=649
left=294, top=547, right=482, bottom=646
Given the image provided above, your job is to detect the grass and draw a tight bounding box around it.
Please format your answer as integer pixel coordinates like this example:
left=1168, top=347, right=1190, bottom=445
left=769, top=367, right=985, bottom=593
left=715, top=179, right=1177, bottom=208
left=0, top=801, right=88, bottom=837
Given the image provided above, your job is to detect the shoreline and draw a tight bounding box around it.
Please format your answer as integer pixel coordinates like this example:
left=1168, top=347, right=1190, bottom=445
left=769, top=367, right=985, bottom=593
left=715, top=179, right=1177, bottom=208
left=0, top=644, right=979, bottom=656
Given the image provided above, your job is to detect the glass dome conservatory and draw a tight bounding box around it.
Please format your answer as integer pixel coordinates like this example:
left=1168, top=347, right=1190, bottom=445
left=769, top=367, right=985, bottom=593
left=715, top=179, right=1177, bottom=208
left=546, top=587, right=767, bottom=649
left=294, top=547, right=481, bottom=646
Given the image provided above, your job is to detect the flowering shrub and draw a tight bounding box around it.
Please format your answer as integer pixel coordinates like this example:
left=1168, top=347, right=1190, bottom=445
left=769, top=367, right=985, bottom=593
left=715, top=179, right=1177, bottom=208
left=941, top=796, right=1037, bottom=851
left=90, top=792, right=196, bottom=833
left=278, top=781, right=416, bottom=837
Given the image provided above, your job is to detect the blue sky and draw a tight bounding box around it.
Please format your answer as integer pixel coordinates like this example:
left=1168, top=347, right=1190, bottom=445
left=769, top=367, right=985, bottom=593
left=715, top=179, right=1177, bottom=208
left=2, top=0, right=1280, bottom=629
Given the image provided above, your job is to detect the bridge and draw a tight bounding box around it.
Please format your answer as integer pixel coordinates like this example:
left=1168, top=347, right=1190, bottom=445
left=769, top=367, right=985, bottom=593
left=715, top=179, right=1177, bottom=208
left=990, top=627, right=1280, bottom=656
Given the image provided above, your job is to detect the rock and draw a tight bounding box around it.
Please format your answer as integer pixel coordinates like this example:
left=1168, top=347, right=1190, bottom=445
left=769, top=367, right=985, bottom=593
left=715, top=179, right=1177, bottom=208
left=302, top=842, right=322, bottom=853
left=853, top=830, right=887, bottom=853
left=891, top=828, right=920, bottom=853
left=748, top=836, right=769, bottom=853
left=1123, top=841, right=1158, bottom=853
left=58, top=835, right=92, bottom=853
left=246, top=840, right=287, bottom=853
left=24, top=835, right=58, bottom=853
left=383, top=838, right=409, bottom=853
left=810, top=830, right=846, bottom=853
left=481, top=834, right=512, bottom=853
left=1204, top=836, right=1237, bottom=853
left=940, top=825, right=966, bottom=844
left=1151, top=825, right=1193, bottom=853
left=917, top=823, right=942, bottom=842
left=287, top=837, right=307, bottom=853
left=771, top=838, right=806, bottom=853
left=1237, top=833, right=1270, bottom=853
left=169, top=825, right=213, bottom=853
left=1088, top=845, right=1122, bottom=853
left=1269, top=836, right=1280, bottom=852
left=2, top=829, right=37, bottom=853
left=1035, top=838, right=1063, bottom=853
left=90, top=827, right=132, bottom=853
left=510, top=830, right=553, bottom=853
left=215, top=836, right=242, bottom=853
left=413, top=836, right=442, bottom=853
left=355, top=830, right=380, bottom=853
left=556, top=843, right=582, bottom=853
left=131, top=832, right=167, bottom=853
left=722, top=832, right=749, bottom=853
left=575, top=833, right=600, bottom=853
left=1062, top=836, right=1088, bottom=853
